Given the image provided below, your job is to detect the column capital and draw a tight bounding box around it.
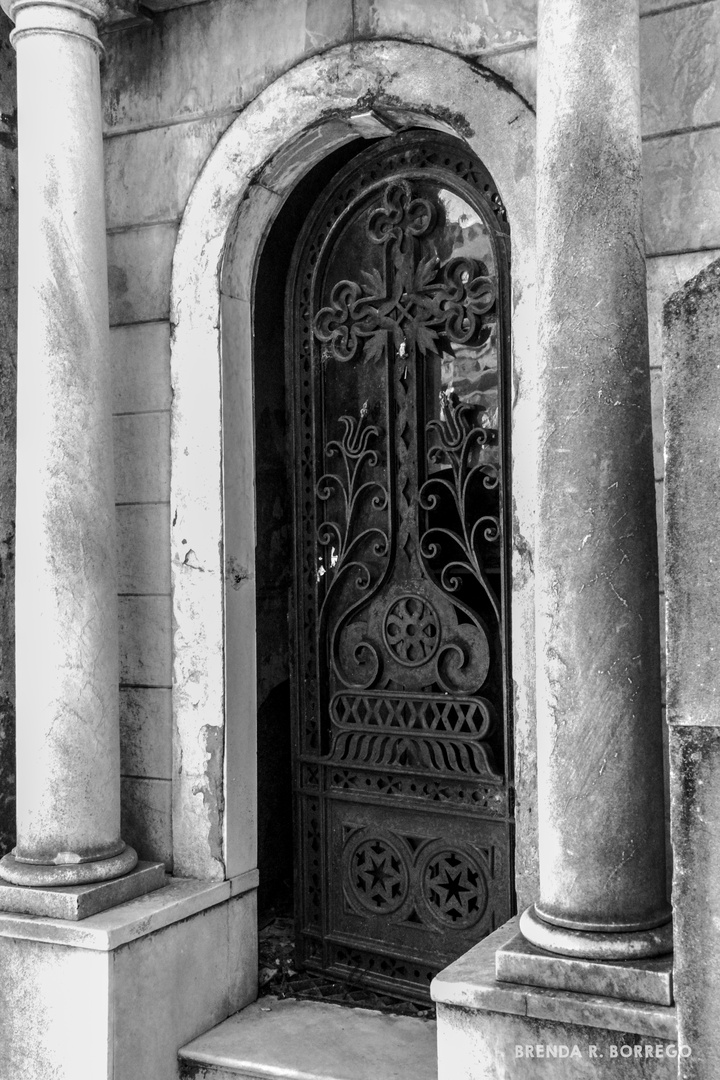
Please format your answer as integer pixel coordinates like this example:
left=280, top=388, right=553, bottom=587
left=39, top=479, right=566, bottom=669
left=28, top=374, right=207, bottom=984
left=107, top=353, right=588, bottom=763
left=1, top=0, right=113, bottom=20
left=0, top=0, right=136, bottom=41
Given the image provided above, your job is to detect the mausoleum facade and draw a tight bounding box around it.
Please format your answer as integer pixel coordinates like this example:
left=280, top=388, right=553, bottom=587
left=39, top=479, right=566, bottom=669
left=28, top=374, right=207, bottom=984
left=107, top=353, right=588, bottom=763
left=0, top=0, right=717, bottom=1077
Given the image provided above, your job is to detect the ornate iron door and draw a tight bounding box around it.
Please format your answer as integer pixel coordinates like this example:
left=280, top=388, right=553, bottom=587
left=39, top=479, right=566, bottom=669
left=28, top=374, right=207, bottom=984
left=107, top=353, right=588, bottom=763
left=286, top=133, right=513, bottom=1001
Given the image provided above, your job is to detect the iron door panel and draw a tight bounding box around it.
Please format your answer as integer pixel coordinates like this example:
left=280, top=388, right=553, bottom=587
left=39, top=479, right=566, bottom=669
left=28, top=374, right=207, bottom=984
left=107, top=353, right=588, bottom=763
left=287, top=132, right=514, bottom=1000
left=327, top=796, right=511, bottom=964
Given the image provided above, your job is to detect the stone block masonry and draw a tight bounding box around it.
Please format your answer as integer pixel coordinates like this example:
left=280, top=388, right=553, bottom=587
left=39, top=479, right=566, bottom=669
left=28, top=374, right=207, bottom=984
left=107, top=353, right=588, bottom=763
left=664, top=256, right=720, bottom=1079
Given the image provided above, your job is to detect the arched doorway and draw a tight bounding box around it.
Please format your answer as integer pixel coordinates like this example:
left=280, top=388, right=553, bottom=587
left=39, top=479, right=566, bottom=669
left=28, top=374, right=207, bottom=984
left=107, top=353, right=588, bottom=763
left=170, top=40, right=536, bottom=1011
left=284, top=131, right=514, bottom=1000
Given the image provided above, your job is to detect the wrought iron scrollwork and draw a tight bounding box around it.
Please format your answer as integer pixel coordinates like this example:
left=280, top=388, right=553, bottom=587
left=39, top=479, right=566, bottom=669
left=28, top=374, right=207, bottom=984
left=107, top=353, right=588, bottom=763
left=316, top=407, right=390, bottom=690
left=421, top=391, right=501, bottom=623
left=316, top=407, right=389, bottom=603
left=367, top=179, right=437, bottom=247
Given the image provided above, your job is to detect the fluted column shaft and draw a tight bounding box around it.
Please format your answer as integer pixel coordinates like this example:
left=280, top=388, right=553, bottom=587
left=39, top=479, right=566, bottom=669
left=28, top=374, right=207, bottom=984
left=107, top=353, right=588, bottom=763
left=0, top=0, right=136, bottom=885
left=521, top=0, right=671, bottom=958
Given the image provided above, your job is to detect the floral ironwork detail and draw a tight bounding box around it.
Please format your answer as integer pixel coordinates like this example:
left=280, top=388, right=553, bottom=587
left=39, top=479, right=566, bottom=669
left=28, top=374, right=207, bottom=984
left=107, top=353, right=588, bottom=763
left=316, top=407, right=390, bottom=689
left=313, top=181, right=496, bottom=363
left=383, top=594, right=440, bottom=666
left=316, top=407, right=389, bottom=604
left=420, top=392, right=501, bottom=622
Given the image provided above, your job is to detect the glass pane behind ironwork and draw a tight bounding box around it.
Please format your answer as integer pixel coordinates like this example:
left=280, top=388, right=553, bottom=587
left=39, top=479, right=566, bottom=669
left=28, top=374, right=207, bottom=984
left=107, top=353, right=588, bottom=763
left=286, top=132, right=514, bottom=1001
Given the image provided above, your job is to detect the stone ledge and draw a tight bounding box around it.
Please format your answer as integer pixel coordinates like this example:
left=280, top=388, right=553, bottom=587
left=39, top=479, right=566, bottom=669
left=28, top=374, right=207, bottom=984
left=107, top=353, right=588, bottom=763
left=431, top=918, right=677, bottom=1042
left=179, top=996, right=437, bottom=1080
left=0, top=867, right=258, bottom=951
left=0, top=860, right=165, bottom=921
left=496, top=932, right=673, bottom=1006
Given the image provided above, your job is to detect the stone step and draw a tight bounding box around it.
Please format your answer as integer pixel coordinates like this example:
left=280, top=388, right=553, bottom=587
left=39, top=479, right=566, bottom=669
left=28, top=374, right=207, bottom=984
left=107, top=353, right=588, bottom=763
left=178, top=996, right=438, bottom=1080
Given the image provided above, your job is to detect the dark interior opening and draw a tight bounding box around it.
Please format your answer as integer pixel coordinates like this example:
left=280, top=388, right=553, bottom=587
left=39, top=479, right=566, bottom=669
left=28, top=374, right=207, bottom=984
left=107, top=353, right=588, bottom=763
left=253, top=135, right=373, bottom=921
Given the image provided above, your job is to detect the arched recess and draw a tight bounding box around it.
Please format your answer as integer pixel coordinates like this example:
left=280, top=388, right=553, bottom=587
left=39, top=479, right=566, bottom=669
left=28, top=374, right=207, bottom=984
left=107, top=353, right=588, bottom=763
left=169, top=40, right=537, bottom=896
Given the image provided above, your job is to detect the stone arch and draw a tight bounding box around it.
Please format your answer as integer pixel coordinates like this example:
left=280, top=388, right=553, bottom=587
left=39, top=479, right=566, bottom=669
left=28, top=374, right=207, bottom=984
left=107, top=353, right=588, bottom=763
left=169, top=40, right=537, bottom=888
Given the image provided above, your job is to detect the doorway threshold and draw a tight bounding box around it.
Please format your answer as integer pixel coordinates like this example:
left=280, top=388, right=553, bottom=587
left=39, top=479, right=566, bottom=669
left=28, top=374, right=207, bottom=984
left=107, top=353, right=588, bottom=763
left=257, top=915, right=435, bottom=1019
left=178, top=996, right=438, bottom=1080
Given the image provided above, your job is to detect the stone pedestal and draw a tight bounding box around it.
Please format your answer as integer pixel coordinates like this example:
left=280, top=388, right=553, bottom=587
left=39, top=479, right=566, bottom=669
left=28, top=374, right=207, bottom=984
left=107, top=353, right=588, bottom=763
left=0, top=861, right=166, bottom=920
left=432, top=921, right=680, bottom=1080
left=496, top=934, right=673, bottom=1007
left=0, top=872, right=258, bottom=1080
left=664, top=256, right=720, bottom=1079
left=0, top=0, right=136, bottom=887
left=521, top=0, right=670, bottom=959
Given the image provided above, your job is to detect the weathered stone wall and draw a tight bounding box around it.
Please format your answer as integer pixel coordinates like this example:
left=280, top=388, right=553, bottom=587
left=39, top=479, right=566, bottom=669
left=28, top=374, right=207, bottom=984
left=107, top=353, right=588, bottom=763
left=97, top=0, right=720, bottom=879
left=664, top=258, right=720, bottom=1079
left=640, top=0, right=720, bottom=873
left=0, top=10, right=16, bottom=861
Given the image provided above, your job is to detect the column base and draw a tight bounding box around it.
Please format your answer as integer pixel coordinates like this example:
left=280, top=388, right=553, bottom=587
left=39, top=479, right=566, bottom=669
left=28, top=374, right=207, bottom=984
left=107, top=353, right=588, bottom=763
left=497, top=931, right=673, bottom=1006
left=520, top=905, right=673, bottom=962
left=0, top=860, right=165, bottom=920
left=432, top=918, right=681, bottom=1080
left=0, top=843, right=138, bottom=887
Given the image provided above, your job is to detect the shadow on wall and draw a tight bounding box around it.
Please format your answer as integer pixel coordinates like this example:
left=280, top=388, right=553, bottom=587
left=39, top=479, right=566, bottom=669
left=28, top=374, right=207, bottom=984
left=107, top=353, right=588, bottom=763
left=250, top=140, right=371, bottom=919
left=257, top=680, right=293, bottom=914
left=0, top=694, right=14, bottom=859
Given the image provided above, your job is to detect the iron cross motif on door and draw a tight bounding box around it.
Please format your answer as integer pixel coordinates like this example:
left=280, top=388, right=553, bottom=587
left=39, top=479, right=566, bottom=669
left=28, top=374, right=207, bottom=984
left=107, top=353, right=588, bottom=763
left=313, top=180, right=497, bottom=364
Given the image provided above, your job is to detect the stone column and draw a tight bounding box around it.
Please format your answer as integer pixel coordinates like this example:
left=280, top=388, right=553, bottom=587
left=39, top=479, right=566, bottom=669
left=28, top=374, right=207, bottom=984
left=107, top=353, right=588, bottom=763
left=520, top=0, right=671, bottom=958
left=0, top=0, right=137, bottom=886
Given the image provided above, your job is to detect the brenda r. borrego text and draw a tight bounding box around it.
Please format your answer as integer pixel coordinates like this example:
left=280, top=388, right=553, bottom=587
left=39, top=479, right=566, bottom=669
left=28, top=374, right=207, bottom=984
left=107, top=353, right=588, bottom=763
left=515, top=1044, right=691, bottom=1060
